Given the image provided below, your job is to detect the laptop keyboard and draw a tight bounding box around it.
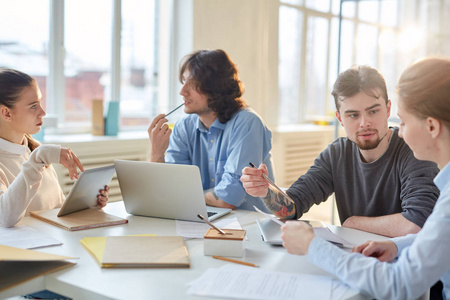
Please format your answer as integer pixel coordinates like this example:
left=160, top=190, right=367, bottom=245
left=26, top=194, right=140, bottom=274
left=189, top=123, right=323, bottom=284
left=207, top=211, right=217, bottom=217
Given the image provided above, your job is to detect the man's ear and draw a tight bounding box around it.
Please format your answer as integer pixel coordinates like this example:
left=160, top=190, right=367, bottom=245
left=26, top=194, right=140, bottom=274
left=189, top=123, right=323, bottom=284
left=386, top=100, right=392, bottom=117
left=427, top=117, right=441, bottom=139
left=335, top=110, right=343, bottom=126
left=0, top=106, right=12, bottom=121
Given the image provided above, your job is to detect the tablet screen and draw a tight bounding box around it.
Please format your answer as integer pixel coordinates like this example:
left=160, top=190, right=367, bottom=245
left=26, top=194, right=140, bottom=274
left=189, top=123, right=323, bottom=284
left=57, top=165, right=116, bottom=217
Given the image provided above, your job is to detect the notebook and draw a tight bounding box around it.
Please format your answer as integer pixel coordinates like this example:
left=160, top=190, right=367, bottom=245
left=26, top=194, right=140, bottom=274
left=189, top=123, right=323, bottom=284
left=82, top=236, right=189, bottom=268
left=30, top=165, right=128, bottom=231
left=0, top=245, right=75, bottom=291
left=114, top=160, right=231, bottom=222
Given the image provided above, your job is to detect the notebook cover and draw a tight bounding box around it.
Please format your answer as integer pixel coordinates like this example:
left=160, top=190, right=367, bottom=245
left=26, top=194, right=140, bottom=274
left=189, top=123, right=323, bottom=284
left=30, top=207, right=128, bottom=231
left=0, top=245, right=75, bottom=291
left=101, top=236, right=190, bottom=268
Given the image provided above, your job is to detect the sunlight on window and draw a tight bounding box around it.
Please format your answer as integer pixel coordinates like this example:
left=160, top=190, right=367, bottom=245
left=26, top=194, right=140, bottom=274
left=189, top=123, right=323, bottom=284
left=0, top=0, right=49, bottom=108
left=120, top=0, right=157, bottom=129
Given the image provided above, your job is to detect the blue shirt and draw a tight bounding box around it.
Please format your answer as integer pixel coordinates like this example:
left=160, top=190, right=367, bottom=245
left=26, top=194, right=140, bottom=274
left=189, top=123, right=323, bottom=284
left=308, top=162, right=450, bottom=300
left=166, top=108, right=274, bottom=211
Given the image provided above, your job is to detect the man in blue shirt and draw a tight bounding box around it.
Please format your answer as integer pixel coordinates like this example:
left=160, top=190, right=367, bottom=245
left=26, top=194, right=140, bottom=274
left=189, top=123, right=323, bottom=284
left=148, top=49, right=274, bottom=211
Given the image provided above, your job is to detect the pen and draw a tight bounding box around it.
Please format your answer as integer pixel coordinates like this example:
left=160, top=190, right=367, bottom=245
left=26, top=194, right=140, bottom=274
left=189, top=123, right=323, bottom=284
left=197, top=214, right=226, bottom=235
left=164, top=103, right=185, bottom=117
left=248, top=162, right=295, bottom=204
left=213, top=256, right=259, bottom=268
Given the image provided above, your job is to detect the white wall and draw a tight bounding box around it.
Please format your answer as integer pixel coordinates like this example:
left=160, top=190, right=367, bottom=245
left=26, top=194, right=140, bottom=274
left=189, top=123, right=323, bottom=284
left=171, top=0, right=280, bottom=128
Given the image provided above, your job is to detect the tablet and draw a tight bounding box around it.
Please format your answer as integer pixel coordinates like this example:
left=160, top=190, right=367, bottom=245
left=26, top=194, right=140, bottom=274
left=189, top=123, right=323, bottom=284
left=57, top=165, right=116, bottom=217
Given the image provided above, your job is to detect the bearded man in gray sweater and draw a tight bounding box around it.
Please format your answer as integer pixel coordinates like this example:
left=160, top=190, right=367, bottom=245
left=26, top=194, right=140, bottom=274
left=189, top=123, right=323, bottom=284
left=241, top=65, right=439, bottom=238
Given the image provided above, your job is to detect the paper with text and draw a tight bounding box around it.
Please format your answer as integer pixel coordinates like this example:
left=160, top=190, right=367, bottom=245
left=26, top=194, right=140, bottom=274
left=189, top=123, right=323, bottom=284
left=187, top=264, right=333, bottom=300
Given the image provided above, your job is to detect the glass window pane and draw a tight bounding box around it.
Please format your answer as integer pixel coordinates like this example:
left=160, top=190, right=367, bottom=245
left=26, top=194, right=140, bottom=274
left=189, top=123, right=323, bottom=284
left=380, top=0, right=399, bottom=26
left=331, top=0, right=340, bottom=15
left=305, top=16, right=329, bottom=117
left=65, top=0, right=112, bottom=125
left=355, top=24, right=378, bottom=66
left=358, top=1, right=380, bottom=23
left=339, top=19, right=354, bottom=71
left=328, top=17, right=339, bottom=113
left=278, top=6, right=303, bottom=124
left=341, top=1, right=355, bottom=18
left=121, top=0, right=157, bottom=129
left=0, top=0, right=49, bottom=109
left=305, top=0, right=330, bottom=13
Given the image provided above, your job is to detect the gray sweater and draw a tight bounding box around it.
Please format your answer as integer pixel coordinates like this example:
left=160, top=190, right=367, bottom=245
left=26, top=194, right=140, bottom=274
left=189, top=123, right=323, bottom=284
left=286, top=128, right=440, bottom=227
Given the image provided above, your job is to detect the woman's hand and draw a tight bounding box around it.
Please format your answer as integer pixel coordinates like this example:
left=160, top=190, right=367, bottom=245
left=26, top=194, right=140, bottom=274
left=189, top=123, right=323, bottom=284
left=353, top=240, right=398, bottom=262
left=97, top=185, right=110, bottom=208
left=281, top=221, right=316, bottom=255
left=60, top=147, right=84, bottom=180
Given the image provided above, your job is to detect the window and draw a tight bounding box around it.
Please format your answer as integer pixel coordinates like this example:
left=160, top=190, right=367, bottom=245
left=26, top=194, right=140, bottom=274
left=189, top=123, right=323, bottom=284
left=0, top=0, right=49, bottom=109
left=64, top=0, right=112, bottom=126
left=0, top=0, right=160, bottom=134
left=120, top=0, right=158, bottom=129
left=278, top=0, right=450, bottom=125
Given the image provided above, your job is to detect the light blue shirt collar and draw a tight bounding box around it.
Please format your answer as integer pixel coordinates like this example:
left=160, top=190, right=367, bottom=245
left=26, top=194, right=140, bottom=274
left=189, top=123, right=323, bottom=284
left=434, top=162, right=450, bottom=191
left=196, top=117, right=226, bottom=133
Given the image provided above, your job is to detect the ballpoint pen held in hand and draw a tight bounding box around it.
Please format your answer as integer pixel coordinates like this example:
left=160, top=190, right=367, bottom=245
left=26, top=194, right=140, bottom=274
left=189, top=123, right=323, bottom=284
left=164, top=103, right=185, bottom=117
left=248, top=162, right=295, bottom=204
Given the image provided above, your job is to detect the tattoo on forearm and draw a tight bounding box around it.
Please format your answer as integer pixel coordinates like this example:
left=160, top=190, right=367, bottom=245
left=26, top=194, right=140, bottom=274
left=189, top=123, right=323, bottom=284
left=261, top=188, right=295, bottom=218
left=204, top=188, right=220, bottom=205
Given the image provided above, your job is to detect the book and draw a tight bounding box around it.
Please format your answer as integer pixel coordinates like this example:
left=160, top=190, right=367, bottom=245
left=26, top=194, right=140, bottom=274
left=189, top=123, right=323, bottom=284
left=30, top=207, right=128, bottom=231
left=81, top=236, right=190, bottom=268
left=0, top=245, right=75, bottom=292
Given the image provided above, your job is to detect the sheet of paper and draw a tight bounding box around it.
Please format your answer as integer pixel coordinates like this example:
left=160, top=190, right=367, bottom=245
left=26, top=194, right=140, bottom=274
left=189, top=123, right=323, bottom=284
left=176, top=218, right=242, bottom=238
left=314, top=227, right=354, bottom=249
left=0, top=225, right=62, bottom=249
left=187, top=264, right=332, bottom=300
left=331, top=279, right=352, bottom=300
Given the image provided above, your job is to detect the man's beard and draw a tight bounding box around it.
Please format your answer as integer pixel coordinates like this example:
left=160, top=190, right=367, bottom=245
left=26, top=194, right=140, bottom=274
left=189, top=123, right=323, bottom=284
left=354, top=130, right=387, bottom=150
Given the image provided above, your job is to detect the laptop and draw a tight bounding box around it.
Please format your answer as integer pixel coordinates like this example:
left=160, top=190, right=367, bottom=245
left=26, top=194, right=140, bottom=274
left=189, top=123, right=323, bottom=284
left=57, top=165, right=116, bottom=217
left=256, top=218, right=353, bottom=248
left=114, top=160, right=231, bottom=222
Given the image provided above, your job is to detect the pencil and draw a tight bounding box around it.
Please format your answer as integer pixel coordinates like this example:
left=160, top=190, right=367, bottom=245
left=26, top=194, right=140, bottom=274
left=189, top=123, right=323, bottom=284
left=165, top=103, right=185, bottom=117
left=212, top=256, right=259, bottom=268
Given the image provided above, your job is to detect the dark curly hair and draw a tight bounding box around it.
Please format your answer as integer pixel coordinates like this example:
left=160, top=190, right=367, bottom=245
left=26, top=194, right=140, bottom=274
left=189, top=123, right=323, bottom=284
left=179, top=49, right=246, bottom=123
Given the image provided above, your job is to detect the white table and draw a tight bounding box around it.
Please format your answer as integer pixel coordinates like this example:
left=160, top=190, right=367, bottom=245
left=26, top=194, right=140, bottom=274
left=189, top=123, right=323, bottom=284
left=1, top=202, right=390, bottom=300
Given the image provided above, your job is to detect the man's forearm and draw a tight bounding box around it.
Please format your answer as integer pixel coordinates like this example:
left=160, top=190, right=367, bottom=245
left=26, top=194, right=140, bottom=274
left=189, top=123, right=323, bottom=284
left=342, top=213, right=421, bottom=237
left=204, top=188, right=235, bottom=209
left=261, top=188, right=296, bottom=219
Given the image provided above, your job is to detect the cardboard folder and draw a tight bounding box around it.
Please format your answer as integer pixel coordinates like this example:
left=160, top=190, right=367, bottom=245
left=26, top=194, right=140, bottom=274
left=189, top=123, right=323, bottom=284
left=81, top=236, right=190, bottom=268
left=30, top=207, right=128, bottom=231
left=0, top=245, right=75, bottom=292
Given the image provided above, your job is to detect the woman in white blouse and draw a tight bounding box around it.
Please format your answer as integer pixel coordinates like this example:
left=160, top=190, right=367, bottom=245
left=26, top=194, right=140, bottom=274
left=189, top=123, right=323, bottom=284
left=0, top=68, right=109, bottom=227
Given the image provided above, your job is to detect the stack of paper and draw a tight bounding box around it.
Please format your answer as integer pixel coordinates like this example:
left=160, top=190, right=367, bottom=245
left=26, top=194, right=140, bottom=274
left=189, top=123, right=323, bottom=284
left=187, top=264, right=338, bottom=300
left=81, top=235, right=190, bottom=268
left=0, top=245, right=75, bottom=292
